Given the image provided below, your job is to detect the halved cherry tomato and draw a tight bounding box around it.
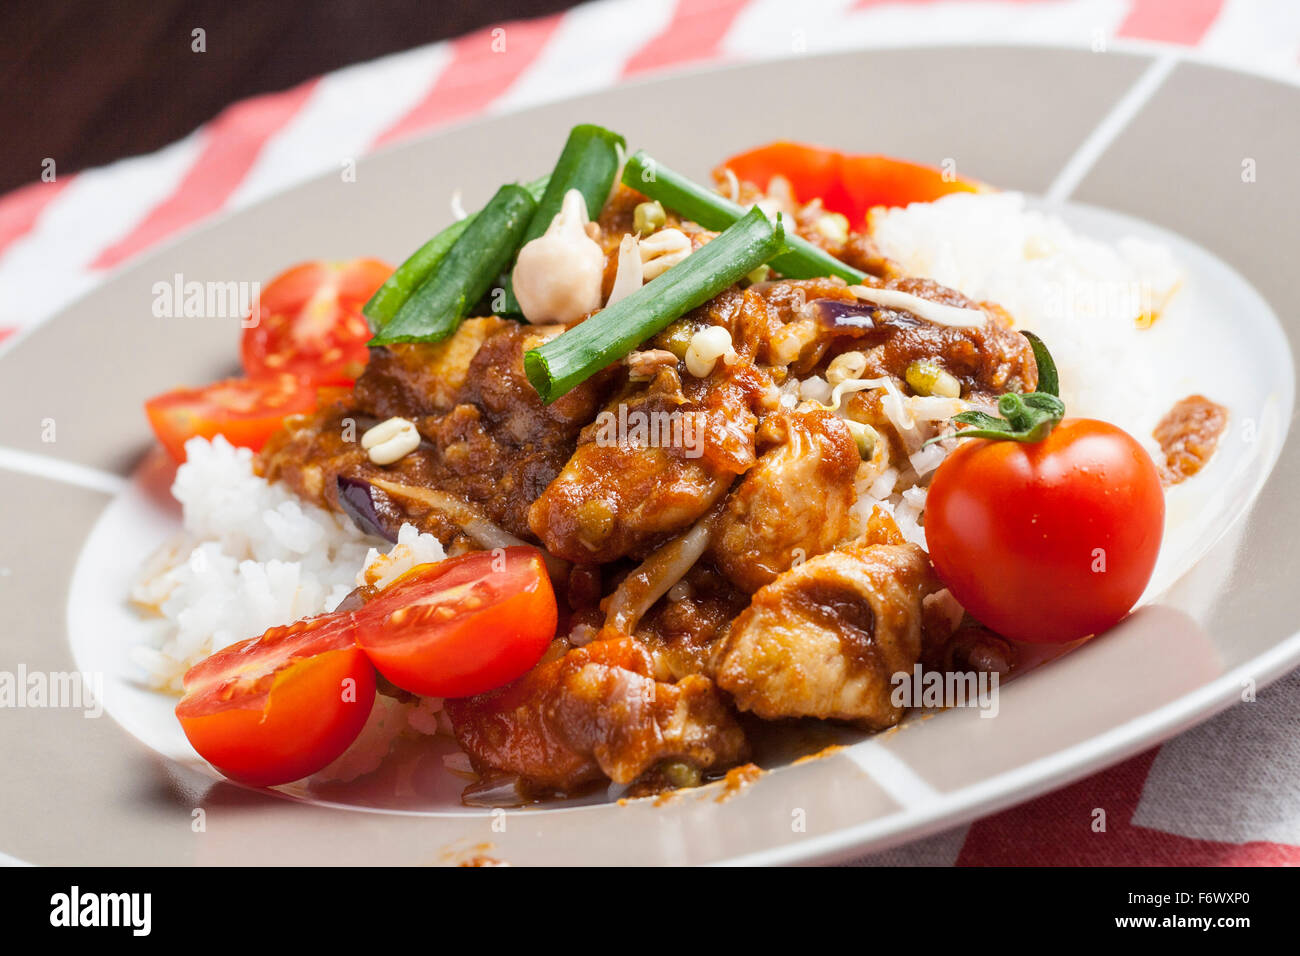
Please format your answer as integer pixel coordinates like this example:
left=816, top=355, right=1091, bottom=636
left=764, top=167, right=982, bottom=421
left=240, top=258, right=392, bottom=386
left=352, top=547, right=558, bottom=698
left=718, top=141, right=983, bottom=227
left=176, top=613, right=377, bottom=787
left=144, top=373, right=318, bottom=462
left=925, top=418, right=1165, bottom=645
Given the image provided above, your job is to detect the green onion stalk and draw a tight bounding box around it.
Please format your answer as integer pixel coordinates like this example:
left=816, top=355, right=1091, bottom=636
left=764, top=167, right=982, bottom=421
left=621, top=150, right=867, bottom=284
left=524, top=206, right=785, bottom=404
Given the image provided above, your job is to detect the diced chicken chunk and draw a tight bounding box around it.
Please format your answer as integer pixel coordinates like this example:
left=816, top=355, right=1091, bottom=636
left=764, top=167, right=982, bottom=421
left=259, top=322, right=611, bottom=542
left=529, top=361, right=763, bottom=563
left=528, top=440, right=732, bottom=563
left=446, top=638, right=748, bottom=791
left=353, top=317, right=510, bottom=417
left=712, top=543, right=937, bottom=730
left=710, top=407, right=860, bottom=592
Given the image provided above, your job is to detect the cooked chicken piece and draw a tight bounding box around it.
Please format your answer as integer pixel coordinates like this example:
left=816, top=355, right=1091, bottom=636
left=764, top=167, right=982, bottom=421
left=837, top=233, right=901, bottom=280
left=446, top=638, right=748, bottom=791
left=817, top=277, right=1037, bottom=399
left=711, top=407, right=860, bottom=592
left=528, top=357, right=766, bottom=563
left=655, top=284, right=803, bottom=369
left=259, top=322, right=612, bottom=542
left=755, top=277, right=858, bottom=370
left=712, top=542, right=938, bottom=730
left=353, top=316, right=510, bottom=418
left=634, top=562, right=749, bottom=682
left=528, top=439, right=731, bottom=564
left=762, top=275, right=1036, bottom=399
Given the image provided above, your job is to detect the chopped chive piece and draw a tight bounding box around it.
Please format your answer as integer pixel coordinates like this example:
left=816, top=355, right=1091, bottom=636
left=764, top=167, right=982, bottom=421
left=524, top=206, right=784, bottom=404
left=362, top=218, right=468, bottom=329
left=621, top=150, right=866, bottom=285
left=524, top=125, right=625, bottom=249
left=363, top=175, right=549, bottom=330
left=497, top=124, right=626, bottom=315
left=622, top=149, right=744, bottom=230
left=369, top=184, right=538, bottom=345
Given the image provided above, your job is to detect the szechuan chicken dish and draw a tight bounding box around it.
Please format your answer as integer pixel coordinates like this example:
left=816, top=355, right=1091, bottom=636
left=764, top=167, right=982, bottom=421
left=135, top=126, right=1228, bottom=802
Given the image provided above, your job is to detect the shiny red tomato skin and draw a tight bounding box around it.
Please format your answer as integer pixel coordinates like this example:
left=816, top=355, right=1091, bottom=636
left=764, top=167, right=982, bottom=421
left=240, top=258, right=391, bottom=386
left=176, top=613, right=377, bottom=787
left=718, top=141, right=982, bottom=227
left=924, top=419, right=1165, bottom=644
left=353, top=548, right=558, bottom=699
left=145, top=374, right=318, bottom=462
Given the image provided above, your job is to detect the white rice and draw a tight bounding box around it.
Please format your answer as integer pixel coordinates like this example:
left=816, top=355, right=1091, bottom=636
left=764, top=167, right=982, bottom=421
left=841, top=394, right=967, bottom=551
left=312, top=682, right=454, bottom=785
left=357, top=522, right=448, bottom=591
left=835, top=191, right=1185, bottom=550
left=131, top=435, right=445, bottom=692
left=869, top=191, right=1182, bottom=431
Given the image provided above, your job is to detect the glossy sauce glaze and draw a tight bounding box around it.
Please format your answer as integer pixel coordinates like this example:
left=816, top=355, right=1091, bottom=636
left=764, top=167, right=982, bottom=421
left=1154, top=394, right=1228, bottom=485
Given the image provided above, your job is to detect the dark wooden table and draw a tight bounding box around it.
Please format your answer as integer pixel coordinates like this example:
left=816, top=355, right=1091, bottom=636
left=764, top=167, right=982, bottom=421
left=0, top=0, right=581, bottom=196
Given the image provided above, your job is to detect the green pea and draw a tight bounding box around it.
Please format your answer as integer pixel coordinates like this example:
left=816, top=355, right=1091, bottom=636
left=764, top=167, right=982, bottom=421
left=905, top=360, right=961, bottom=398
left=633, top=200, right=666, bottom=236
left=658, top=319, right=696, bottom=359
left=660, top=761, right=702, bottom=789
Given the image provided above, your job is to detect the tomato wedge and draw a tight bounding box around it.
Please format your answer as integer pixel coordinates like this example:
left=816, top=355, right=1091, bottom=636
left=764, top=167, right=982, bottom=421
left=353, top=547, right=558, bottom=698
left=241, top=258, right=392, bottom=386
left=144, top=373, right=318, bottom=462
left=718, top=141, right=983, bottom=227
left=176, top=613, right=377, bottom=787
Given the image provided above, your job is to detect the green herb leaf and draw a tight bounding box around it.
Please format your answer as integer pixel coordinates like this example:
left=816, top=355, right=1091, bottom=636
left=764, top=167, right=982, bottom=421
left=1021, top=329, right=1059, bottom=397
left=927, top=332, right=1066, bottom=445
left=946, top=410, right=1009, bottom=432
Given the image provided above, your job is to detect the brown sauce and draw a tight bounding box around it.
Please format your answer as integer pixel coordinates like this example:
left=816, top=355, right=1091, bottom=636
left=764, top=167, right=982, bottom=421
left=715, top=762, right=763, bottom=802
left=1153, top=395, right=1228, bottom=485
left=794, top=744, right=844, bottom=765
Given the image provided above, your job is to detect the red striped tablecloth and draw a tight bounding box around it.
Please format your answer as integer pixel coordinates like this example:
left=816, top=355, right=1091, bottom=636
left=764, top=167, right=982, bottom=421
left=4, top=0, right=1298, bottom=866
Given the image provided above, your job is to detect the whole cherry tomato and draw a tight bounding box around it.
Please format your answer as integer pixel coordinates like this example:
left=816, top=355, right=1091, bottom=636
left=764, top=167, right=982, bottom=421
left=926, top=418, right=1165, bottom=644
